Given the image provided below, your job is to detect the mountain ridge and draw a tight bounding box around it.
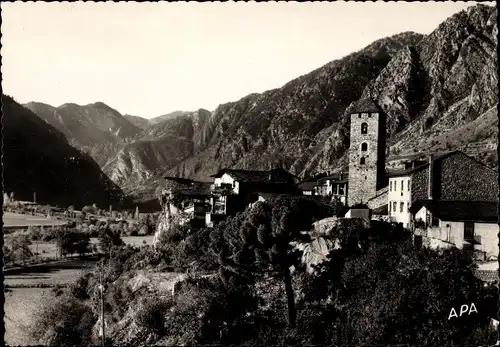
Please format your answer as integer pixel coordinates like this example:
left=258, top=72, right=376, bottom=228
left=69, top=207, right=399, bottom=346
left=3, top=95, right=131, bottom=209
left=22, top=4, right=498, bottom=202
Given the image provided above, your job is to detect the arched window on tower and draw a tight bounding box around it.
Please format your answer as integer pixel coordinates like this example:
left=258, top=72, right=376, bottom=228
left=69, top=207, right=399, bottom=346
left=360, top=157, right=366, bottom=165
left=361, top=122, right=368, bottom=134
left=361, top=142, right=368, bottom=151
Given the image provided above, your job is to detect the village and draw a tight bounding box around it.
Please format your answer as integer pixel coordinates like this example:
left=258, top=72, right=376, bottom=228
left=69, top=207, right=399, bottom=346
left=3, top=2, right=498, bottom=345
left=154, top=101, right=499, bottom=283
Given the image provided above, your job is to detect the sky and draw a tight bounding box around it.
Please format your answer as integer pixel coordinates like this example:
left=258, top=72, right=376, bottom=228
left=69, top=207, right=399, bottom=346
left=1, top=1, right=493, bottom=119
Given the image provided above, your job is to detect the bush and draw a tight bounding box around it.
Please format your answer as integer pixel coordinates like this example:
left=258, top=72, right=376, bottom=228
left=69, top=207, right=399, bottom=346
left=135, top=296, right=172, bottom=335
left=26, top=293, right=96, bottom=346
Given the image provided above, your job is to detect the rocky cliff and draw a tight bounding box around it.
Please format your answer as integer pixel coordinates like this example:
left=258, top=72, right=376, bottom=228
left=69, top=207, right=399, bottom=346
left=102, top=109, right=212, bottom=195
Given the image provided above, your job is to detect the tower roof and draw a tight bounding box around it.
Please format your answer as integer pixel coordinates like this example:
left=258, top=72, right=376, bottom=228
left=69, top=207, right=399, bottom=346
left=352, top=98, right=381, bottom=113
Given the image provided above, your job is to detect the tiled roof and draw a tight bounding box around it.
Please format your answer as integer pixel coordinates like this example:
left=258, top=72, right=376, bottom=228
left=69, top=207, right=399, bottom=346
left=386, top=150, right=496, bottom=178
left=317, top=172, right=349, bottom=183
left=372, top=204, right=388, bottom=215
left=210, top=167, right=296, bottom=183
left=169, top=181, right=212, bottom=197
left=474, top=270, right=499, bottom=283
left=409, top=200, right=498, bottom=223
left=352, top=98, right=381, bottom=113
left=297, top=181, right=316, bottom=191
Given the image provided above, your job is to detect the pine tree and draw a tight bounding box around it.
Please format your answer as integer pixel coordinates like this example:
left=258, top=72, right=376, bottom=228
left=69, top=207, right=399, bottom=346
left=217, top=197, right=316, bottom=328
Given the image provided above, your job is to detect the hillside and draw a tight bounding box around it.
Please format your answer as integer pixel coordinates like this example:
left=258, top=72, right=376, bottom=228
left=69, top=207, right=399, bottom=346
left=2, top=95, right=130, bottom=209
left=24, top=101, right=141, bottom=149
left=124, top=115, right=150, bottom=129
left=162, top=4, right=497, bottom=182
left=24, top=4, right=497, bottom=202
left=102, top=109, right=212, bottom=195
left=148, top=110, right=192, bottom=126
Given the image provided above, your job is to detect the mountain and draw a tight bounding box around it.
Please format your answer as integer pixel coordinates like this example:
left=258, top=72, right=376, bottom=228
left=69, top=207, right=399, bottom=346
left=158, top=31, right=426, bottom=180
left=24, top=101, right=141, bottom=149
left=124, top=115, right=150, bottom=129
left=304, top=4, right=498, bottom=175
left=148, top=111, right=192, bottom=126
left=102, top=109, right=212, bottom=196
left=27, top=4, right=497, bottom=202
left=2, top=95, right=131, bottom=209
left=159, top=4, right=497, bottom=183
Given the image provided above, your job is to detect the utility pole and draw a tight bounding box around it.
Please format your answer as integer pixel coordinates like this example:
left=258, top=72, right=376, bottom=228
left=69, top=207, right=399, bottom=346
left=100, top=260, right=106, bottom=346
left=33, top=191, right=36, bottom=204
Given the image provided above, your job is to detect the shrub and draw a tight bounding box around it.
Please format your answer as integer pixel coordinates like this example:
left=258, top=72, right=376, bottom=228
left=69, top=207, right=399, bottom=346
left=135, top=296, right=172, bottom=335
left=26, top=293, right=96, bottom=346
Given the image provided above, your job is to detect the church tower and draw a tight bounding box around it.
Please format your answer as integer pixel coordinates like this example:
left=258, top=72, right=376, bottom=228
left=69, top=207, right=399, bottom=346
left=347, top=99, right=386, bottom=207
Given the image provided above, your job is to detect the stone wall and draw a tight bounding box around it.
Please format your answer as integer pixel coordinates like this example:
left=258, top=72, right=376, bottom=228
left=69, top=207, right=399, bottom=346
left=411, top=167, right=429, bottom=202
left=438, top=152, right=498, bottom=201
left=411, top=152, right=498, bottom=203
left=347, top=112, right=386, bottom=206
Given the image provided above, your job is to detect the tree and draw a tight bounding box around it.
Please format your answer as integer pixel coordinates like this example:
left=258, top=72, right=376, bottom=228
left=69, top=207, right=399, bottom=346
left=217, top=197, right=323, bottom=328
left=306, top=221, right=496, bottom=346
left=7, top=234, right=33, bottom=264
left=98, top=227, right=124, bottom=254
left=56, top=230, right=90, bottom=257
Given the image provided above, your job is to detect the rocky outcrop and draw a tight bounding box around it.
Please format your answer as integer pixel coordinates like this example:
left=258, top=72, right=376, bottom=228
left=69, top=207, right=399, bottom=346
left=102, top=109, right=212, bottom=195
left=306, top=4, right=497, bottom=176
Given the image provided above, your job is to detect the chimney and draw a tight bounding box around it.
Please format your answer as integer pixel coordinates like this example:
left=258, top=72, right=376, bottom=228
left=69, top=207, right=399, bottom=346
left=427, top=155, right=434, bottom=200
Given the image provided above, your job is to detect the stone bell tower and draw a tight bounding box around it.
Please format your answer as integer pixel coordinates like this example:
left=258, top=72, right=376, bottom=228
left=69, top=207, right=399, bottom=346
left=347, top=99, right=386, bottom=207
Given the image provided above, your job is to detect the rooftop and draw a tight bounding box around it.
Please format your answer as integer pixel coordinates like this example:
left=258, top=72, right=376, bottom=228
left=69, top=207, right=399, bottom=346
left=372, top=204, right=388, bottom=215
left=297, top=181, right=316, bottom=191
left=386, top=151, right=459, bottom=177
left=210, top=167, right=297, bottom=183
left=409, top=200, right=498, bottom=223
left=317, top=172, right=349, bottom=183
left=352, top=98, right=381, bottom=114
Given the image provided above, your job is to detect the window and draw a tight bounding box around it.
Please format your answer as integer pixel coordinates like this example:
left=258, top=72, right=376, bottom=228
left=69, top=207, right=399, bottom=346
left=390, top=181, right=392, bottom=191
left=401, top=180, right=404, bottom=191
left=361, top=122, right=368, bottom=134
left=361, top=142, right=368, bottom=151
left=360, top=157, right=365, bottom=165
left=431, top=216, right=439, bottom=227
left=393, top=202, right=397, bottom=212
left=407, top=179, right=410, bottom=191
left=464, top=222, right=475, bottom=240
left=400, top=202, right=404, bottom=213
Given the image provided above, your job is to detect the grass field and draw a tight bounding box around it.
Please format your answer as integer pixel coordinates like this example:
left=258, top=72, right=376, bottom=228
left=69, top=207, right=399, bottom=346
left=3, top=211, right=68, bottom=229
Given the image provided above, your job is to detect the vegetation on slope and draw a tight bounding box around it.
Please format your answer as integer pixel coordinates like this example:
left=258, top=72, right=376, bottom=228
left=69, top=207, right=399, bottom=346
left=25, top=196, right=497, bottom=346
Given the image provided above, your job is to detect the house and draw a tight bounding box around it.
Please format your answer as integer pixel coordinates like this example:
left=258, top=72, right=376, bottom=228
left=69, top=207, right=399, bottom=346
left=409, top=200, right=499, bottom=260
left=156, top=176, right=212, bottom=237
left=314, top=172, right=349, bottom=205
left=386, top=151, right=498, bottom=228
left=297, top=180, right=317, bottom=196
left=206, top=167, right=303, bottom=227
